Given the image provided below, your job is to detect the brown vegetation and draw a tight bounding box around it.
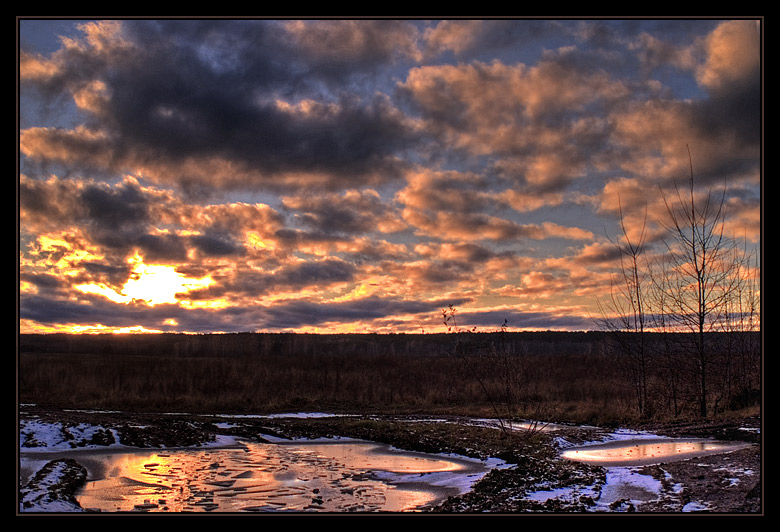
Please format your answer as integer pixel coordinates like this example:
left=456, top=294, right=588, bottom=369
left=18, top=330, right=759, bottom=425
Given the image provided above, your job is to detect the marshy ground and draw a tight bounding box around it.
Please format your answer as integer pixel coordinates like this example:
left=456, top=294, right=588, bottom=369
left=18, top=405, right=761, bottom=514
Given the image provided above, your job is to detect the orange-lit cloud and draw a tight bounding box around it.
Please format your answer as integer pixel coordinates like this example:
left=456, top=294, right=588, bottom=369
left=696, top=20, right=760, bottom=91
left=19, top=18, right=761, bottom=334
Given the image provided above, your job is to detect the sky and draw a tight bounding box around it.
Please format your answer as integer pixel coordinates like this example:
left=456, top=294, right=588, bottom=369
left=18, top=18, right=762, bottom=335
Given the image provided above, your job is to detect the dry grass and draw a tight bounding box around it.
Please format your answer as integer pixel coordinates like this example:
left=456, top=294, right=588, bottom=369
left=18, top=331, right=759, bottom=425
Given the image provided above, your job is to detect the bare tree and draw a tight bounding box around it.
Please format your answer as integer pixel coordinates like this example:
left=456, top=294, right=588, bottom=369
left=716, top=233, right=761, bottom=412
left=597, top=199, right=653, bottom=417
left=600, top=146, right=759, bottom=419
left=654, top=146, right=752, bottom=417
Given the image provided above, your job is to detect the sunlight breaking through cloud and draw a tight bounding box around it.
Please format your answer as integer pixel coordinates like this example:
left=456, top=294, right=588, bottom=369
left=18, top=18, right=761, bottom=334
left=76, top=253, right=214, bottom=306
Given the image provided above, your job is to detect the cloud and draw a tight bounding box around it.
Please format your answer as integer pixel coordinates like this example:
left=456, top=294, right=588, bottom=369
left=282, top=188, right=406, bottom=236
left=276, top=259, right=356, bottom=287
left=696, top=20, right=760, bottom=92
left=19, top=291, right=472, bottom=334
left=19, top=174, right=79, bottom=227
left=189, top=233, right=246, bottom=258
left=402, top=205, right=593, bottom=243
left=190, top=258, right=358, bottom=304
left=283, top=19, right=422, bottom=76
left=80, top=182, right=150, bottom=246
left=398, top=56, right=628, bottom=191
left=396, top=169, right=495, bottom=213
left=611, top=20, right=760, bottom=186
left=447, top=306, right=595, bottom=331
left=253, top=295, right=471, bottom=330
left=18, top=19, right=761, bottom=334
left=20, top=20, right=419, bottom=194
left=395, top=168, right=594, bottom=243
left=422, top=19, right=562, bottom=59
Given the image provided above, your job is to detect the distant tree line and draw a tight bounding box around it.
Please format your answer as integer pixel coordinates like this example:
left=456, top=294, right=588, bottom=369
left=18, top=330, right=604, bottom=359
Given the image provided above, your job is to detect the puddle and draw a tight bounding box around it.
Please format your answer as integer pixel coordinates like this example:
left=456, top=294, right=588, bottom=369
left=561, top=438, right=750, bottom=467
left=25, top=440, right=492, bottom=513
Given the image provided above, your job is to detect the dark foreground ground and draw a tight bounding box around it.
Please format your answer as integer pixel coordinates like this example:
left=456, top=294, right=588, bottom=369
left=18, top=405, right=762, bottom=514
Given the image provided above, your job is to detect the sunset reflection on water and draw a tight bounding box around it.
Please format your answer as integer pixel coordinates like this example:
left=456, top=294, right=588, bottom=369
left=561, top=438, right=749, bottom=467
left=74, top=441, right=479, bottom=512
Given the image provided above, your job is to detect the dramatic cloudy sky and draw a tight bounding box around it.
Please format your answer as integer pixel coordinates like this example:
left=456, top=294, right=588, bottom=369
left=18, top=18, right=762, bottom=334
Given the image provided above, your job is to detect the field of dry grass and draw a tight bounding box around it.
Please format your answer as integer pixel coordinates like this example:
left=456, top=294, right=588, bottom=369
left=18, top=331, right=760, bottom=425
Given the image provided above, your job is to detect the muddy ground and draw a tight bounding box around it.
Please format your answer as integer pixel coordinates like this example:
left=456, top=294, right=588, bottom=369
left=18, top=405, right=762, bottom=514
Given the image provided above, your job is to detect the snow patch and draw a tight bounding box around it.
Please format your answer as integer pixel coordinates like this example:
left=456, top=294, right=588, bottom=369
left=20, top=419, right=119, bottom=451
left=682, top=501, right=711, bottom=512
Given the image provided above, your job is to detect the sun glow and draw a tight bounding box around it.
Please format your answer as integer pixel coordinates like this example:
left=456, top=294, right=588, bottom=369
left=332, top=281, right=377, bottom=302
left=247, top=231, right=272, bottom=250
left=31, top=235, right=104, bottom=271
left=76, top=253, right=215, bottom=306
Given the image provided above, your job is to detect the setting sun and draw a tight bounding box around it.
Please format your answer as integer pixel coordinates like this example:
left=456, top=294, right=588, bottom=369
left=76, top=253, right=214, bottom=306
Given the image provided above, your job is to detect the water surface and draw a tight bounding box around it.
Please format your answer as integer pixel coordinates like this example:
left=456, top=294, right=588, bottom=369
left=561, top=438, right=750, bottom=467
left=68, top=440, right=490, bottom=512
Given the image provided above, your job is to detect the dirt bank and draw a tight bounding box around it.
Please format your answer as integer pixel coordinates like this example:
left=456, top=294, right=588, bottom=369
left=18, top=405, right=762, bottom=514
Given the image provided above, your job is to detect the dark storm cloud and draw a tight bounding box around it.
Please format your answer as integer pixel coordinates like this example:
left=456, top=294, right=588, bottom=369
left=22, top=20, right=418, bottom=192
left=136, top=234, right=189, bottom=261
left=293, top=207, right=367, bottom=235
left=455, top=308, right=594, bottom=331
left=19, top=294, right=199, bottom=330
left=192, top=259, right=357, bottom=301
left=278, top=260, right=356, bottom=286
left=272, top=228, right=344, bottom=248
left=414, top=259, right=479, bottom=286
left=257, top=259, right=357, bottom=291
left=19, top=174, right=83, bottom=226
left=189, top=233, right=246, bottom=258
left=19, top=178, right=56, bottom=216
left=20, top=295, right=117, bottom=325
left=81, top=183, right=148, bottom=227
left=73, top=261, right=135, bottom=290
left=19, top=290, right=470, bottom=334
left=20, top=273, right=63, bottom=291
left=282, top=189, right=403, bottom=236
left=688, top=78, right=760, bottom=182
left=110, top=85, right=410, bottom=186
left=79, top=182, right=149, bottom=248
left=255, top=295, right=471, bottom=330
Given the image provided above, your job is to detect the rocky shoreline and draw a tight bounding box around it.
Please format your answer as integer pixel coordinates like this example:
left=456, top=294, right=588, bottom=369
left=18, top=406, right=762, bottom=514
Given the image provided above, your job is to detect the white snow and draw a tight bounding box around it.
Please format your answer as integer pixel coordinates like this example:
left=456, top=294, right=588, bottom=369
left=19, top=418, right=121, bottom=452
left=522, top=465, right=667, bottom=512
left=682, top=501, right=712, bottom=512
left=19, top=460, right=84, bottom=513
left=19, top=413, right=755, bottom=514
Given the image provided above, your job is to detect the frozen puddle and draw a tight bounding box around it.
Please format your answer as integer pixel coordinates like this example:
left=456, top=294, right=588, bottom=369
left=548, top=438, right=753, bottom=510
left=561, top=438, right=750, bottom=467
left=46, top=440, right=493, bottom=512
